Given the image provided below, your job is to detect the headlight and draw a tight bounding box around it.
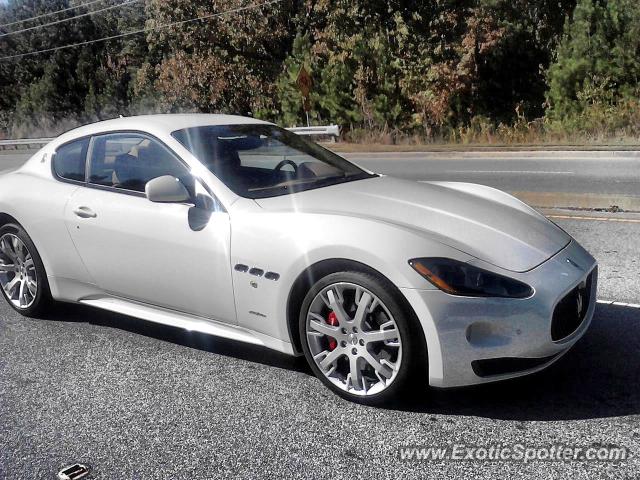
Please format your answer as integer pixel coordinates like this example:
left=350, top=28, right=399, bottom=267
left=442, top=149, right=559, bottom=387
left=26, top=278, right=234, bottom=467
left=408, top=258, right=533, bottom=298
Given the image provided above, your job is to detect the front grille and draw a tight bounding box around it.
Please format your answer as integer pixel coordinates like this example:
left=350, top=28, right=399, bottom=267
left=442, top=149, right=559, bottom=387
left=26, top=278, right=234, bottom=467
left=551, top=268, right=596, bottom=341
left=472, top=354, right=560, bottom=377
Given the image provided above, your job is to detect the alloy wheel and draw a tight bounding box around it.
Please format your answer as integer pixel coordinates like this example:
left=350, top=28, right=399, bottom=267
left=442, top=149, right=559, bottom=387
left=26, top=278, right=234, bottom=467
left=0, top=233, right=38, bottom=309
left=305, top=282, right=402, bottom=396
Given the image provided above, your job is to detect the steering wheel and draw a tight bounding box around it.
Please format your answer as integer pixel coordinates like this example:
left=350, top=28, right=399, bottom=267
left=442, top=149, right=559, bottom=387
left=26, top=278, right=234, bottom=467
left=274, top=159, right=298, bottom=174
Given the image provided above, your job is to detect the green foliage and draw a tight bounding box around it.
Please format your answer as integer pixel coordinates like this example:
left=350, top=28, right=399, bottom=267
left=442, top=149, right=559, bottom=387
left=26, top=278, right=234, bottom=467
left=0, top=0, right=638, bottom=141
left=0, top=0, right=147, bottom=135
left=274, top=34, right=315, bottom=127
left=137, top=0, right=295, bottom=116
left=275, top=0, right=577, bottom=137
left=546, top=0, right=640, bottom=132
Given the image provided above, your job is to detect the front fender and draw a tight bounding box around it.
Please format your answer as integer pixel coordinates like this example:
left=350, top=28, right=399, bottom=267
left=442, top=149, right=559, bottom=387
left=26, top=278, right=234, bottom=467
left=229, top=210, right=467, bottom=372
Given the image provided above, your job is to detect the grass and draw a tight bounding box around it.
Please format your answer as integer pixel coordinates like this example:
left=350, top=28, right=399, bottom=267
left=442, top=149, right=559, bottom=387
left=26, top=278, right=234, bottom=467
left=332, top=111, right=640, bottom=151
left=324, top=142, right=640, bottom=153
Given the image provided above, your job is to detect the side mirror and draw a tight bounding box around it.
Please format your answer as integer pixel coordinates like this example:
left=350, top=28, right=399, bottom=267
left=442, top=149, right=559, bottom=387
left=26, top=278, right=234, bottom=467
left=145, top=175, right=191, bottom=203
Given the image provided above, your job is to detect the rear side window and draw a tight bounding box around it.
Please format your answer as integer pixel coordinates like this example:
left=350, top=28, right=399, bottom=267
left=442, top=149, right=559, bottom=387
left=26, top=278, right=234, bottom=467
left=53, top=138, right=89, bottom=182
left=88, top=133, right=189, bottom=193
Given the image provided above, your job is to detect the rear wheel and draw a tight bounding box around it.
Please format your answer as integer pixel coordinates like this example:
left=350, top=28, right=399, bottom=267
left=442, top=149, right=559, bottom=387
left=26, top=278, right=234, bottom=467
left=299, top=271, right=426, bottom=405
left=0, top=224, right=52, bottom=317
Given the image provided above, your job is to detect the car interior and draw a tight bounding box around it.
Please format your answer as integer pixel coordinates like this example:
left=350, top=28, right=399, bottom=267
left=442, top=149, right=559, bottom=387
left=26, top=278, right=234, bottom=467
left=173, top=128, right=344, bottom=196
left=89, top=135, right=190, bottom=193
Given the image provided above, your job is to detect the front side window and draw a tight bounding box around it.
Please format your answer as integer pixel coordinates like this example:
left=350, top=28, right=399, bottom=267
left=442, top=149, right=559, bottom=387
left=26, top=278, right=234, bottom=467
left=53, top=138, right=89, bottom=182
left=172, top=124, right=375, bottom=199
left=89, top=133, right=190, bottom=193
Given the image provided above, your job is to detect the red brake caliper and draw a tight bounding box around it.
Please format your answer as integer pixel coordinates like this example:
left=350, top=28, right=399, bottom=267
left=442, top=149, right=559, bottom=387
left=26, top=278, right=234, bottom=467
left=326, top=311, right=339, bottom=351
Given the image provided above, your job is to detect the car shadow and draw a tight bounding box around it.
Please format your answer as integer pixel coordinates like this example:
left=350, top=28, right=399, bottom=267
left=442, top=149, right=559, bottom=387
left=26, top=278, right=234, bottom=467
left=46, top=302, right=639, bottom=421
left=45, top=302, right=310, bottom=374
left=392, top=302, right=640, bottom=421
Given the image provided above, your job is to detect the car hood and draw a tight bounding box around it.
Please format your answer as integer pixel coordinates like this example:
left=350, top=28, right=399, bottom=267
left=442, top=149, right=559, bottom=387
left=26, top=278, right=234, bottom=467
left=254, top=176, right=570, bottom=272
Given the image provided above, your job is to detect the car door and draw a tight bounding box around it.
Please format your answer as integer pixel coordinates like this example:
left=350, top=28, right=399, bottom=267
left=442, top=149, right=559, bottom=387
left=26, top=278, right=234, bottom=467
left=64, top=132, right=237, bottom=324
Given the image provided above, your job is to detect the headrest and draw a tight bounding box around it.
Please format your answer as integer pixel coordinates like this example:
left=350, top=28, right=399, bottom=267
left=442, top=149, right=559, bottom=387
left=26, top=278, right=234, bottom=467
left=137, top=142, right=166, bottom=164
left=114, top=153, right=140, bottom=183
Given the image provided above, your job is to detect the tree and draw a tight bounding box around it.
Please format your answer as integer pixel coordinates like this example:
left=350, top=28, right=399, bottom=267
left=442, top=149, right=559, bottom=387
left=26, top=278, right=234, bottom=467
left=0, top=0, right=147, bottom=135
left=546, top=0, right=640, bottom=125
left=2, top=0, right=637, bottom=140
left=137, top=0, right=296, bottom=116
left=275, top=1, right=574, bottom=135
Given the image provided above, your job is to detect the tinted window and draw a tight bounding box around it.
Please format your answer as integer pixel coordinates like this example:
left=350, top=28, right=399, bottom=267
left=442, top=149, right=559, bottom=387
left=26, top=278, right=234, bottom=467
left=172, top=125, right=374, bottom=199
left=53, top=138, right=89, bottom=182
left=89, top=133, right=190, bottom=193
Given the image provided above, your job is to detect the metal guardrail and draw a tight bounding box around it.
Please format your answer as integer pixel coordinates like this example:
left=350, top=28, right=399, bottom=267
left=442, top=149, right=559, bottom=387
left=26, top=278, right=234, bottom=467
left=287, top=125, right=341, bottom=139
left=0, top=126, right=341, bottom=150
left=0, top=137, right=52, bottom=150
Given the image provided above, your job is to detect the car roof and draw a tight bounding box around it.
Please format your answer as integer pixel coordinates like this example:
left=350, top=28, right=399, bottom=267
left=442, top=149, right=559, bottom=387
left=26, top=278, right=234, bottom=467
left=52, top=114, right=273, bottom=146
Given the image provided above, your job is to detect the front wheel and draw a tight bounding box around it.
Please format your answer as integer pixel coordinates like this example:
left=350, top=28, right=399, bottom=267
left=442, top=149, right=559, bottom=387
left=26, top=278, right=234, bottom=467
left=299, top=271, right=426, bottom=405
left=0, top=223, right=53, bottom=317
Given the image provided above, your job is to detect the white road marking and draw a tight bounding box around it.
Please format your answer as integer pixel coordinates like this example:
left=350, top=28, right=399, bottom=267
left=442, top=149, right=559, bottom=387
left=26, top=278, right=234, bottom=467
left=547, top=214, right=640, bottom=224
left=441, top=170, right=575, bottom=174
left=597, top=299, right=640, bottom=308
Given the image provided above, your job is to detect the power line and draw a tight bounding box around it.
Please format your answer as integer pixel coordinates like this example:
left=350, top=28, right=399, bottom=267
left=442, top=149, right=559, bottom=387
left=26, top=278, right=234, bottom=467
left=0, top=0, right=141, bottom=39
left=0, top=0, right=109, bottom=29
left=0, top=0, right=283, bottom=61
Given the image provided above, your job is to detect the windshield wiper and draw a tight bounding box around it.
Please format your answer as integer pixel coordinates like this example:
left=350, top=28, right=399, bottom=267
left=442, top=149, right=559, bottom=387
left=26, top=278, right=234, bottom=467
left=248, top=174, right=345, bottom=193
left=312, top=172, right=374, bottom=186
left=248, top=172, right=374, bottom=197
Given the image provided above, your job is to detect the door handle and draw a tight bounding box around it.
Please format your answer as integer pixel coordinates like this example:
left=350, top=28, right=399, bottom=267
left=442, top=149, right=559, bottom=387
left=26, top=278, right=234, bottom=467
left=73, top=206, right=97, bottom=219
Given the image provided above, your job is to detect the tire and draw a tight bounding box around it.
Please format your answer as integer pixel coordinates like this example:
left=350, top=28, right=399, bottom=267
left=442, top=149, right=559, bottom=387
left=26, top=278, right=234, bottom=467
left=0, top=223, right=53, bottom=317
left=299, top=270, right=427, bottom=405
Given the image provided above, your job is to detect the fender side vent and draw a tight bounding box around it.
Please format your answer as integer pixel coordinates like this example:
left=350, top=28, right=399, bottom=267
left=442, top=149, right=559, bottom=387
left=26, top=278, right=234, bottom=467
left=249, top=268, right=264, bottom=277
left=265, top=272, right=280, bottom=281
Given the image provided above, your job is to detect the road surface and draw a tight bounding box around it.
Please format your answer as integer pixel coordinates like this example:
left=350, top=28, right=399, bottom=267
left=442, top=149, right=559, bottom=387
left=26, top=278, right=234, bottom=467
left=343, top=151, right=640, bottom=197
left=1, top=149, right=639, bottom=479
left=4, top=150, right=640, bottom=206
left=1, top=218, right=638, bottom=479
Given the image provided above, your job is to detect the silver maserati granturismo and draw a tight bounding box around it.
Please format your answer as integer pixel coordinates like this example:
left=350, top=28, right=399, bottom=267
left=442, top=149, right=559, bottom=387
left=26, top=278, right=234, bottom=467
left=0, top=114, right=597, bottom=404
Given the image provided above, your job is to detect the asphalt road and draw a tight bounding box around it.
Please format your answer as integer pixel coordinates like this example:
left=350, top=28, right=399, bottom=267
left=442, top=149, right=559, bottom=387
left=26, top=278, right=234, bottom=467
left=1, top=218, right=639, bottom=479
left=0, top=152, right=29, bottom=173
left=343, top=151, right=640, bottom=197
left=1, top=149, right=639, bottom=478
left=3, top=150, right=640, bottom=198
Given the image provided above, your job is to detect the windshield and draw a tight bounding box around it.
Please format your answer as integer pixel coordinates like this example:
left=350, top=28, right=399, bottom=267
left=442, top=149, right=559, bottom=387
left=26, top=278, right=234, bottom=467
left=172, top=124, right=375, bottom=199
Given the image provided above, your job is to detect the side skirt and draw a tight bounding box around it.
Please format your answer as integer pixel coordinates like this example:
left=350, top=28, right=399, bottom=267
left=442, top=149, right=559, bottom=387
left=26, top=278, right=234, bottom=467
left=79, top=295, right=298, bottom=356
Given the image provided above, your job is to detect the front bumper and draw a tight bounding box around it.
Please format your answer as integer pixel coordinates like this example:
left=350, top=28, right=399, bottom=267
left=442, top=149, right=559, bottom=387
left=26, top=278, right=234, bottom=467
left=401, top=240, right=598, bottom=388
